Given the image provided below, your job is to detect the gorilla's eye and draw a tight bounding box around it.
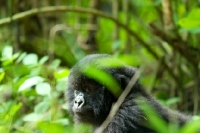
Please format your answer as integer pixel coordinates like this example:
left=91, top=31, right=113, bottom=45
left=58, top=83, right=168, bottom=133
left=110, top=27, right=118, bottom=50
left=84, top=88, right=90, bottom=93
left=101, top=86, right=105, bottom=90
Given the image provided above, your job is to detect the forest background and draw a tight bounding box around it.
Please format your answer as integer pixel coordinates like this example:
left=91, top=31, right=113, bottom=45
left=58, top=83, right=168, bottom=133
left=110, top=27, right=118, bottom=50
left=0, top=0, right=200, bottom=132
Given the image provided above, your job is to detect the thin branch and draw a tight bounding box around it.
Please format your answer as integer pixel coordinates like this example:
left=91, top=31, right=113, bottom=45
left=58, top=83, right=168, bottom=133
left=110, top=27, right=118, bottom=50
left=162, top=0, right=174, bottom=30
left=112, top=0, right=119, bottom=40
left=0, top=6, right=158, bottom=59
left=150, top=24, right=200, bottom=65
left=84, top=0, right=100, bottom=51
left=0, top=6, right=108, bottom=26
left=193, top=66, right=199, bottom=115
left=0, top=6, right=179, bottom=82
left=95, top=67, right=144, bottom=133
left=123, top=0, right=132, bottom=53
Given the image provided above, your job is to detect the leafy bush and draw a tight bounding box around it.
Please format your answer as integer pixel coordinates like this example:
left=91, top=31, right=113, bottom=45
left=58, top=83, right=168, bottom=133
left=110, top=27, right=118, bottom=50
left=0, top=46, right=71, bottom=133
left=0, top=46, right=199, bottom=133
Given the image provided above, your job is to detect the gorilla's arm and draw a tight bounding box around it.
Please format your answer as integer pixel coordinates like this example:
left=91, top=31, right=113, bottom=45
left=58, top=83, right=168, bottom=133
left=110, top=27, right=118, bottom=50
left=102, top=67, right=190, bottom=133
left=104, top=92, right=189, bottom=133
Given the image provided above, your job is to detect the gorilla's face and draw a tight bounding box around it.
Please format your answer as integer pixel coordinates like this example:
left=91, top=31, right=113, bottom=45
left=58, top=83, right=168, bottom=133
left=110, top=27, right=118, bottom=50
left=67, top=75, right=115, bottom=125
left=66, top=54, right=135, bottom=126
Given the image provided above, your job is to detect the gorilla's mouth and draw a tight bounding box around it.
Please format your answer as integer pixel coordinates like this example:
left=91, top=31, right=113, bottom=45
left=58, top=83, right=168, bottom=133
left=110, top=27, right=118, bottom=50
left=74, top=108, right=93, bottom=115
left=74, top=110, right=95, bottom=122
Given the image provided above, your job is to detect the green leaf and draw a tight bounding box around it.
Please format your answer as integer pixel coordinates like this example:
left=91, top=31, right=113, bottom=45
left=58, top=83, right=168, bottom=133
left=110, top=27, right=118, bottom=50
left=39, top=56, right=49, bottom=64
left=35, top=82, right=51, bottom=96
left=72, top=123, right=93, bottom=133
left=166, top=97, right=180, bottom=106
left=180, top=119, right=200, bottom=133
left=34, top=101, right=50, bottom=114
left=117, top=54, right=142, bottom=66
left=53, top=119, right=69, bottom=125
left=138, top=99, right=168, bottom=133
left=50, top=59, right=61, bottom=69
left=16, top=52, right=27, bottom=63
left=82, top=65, right=122, bottom=97
left=56, top=80, right=67, bottom=92
left=0, top=103, right=22, bottom=133
left=54, top=69, right=70, bottom=79
left=1, top=46, right=13, bottom=60
left=22, top=53, right=38, bottom=65
left=18, top=76, right=44, bottom=92
left=112, top=40, right=122, bottom=51
left=179, top=8, right=200, bottom=28
left=0, top=72, right=5, bottom=82
left=37, top=121, right=65, bottom=133
left=10, top=103, right=22, bottom=116
left=23, top=113, right=43, bottom=122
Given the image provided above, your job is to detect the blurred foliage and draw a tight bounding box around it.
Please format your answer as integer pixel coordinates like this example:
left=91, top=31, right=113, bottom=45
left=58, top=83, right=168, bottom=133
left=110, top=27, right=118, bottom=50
left=0, top=46, right=70, bottom=132
left=0, top=0, right=200, bottom=132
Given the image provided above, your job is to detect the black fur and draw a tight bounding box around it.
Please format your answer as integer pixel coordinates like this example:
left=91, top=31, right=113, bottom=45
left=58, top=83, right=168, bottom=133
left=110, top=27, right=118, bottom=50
left=66, top=54, right=190, bottom=133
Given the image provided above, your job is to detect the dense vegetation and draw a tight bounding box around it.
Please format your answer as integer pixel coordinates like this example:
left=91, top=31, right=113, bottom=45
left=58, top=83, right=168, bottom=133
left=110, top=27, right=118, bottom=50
left=0, top=0, right=199, bottom=132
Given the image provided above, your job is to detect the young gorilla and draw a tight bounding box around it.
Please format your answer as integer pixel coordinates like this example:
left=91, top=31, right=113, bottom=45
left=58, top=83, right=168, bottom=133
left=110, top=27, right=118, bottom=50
left=66, top=54, right=190, bottom=133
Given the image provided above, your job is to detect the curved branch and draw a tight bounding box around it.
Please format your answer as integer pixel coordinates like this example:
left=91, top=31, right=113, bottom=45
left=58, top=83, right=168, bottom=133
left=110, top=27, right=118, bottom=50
left=150, top=24, right=200, bottom=65
left=95, top=67, right=144, bottom=133
left=0, top=6, right=110, bottom=26
left=0, top=6, right=179, bottom=82
left=0, top=6, right=157, bottom=58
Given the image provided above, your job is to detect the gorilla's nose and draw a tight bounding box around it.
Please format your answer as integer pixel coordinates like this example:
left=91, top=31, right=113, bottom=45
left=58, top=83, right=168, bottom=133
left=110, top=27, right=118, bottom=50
left=74, top=95, right=85, bottom=109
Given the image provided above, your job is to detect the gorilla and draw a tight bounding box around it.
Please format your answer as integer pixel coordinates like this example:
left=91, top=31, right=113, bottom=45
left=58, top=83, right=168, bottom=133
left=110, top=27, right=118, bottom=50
left=66, top=54, right=190, bottom=133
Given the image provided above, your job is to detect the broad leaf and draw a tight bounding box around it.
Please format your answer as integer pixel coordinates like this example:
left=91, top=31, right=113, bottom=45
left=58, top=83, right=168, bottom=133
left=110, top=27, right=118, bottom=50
left=18, top=76, right=44, bottom=92
left=23, top=113, right=43, bottom=122
left=23, top=54, right=38, bottom=65
left=35, top=82, right=51, bottom=96
left=179, top=8, right=200, bottom=28
left=1, top=46, right=13, bottom=60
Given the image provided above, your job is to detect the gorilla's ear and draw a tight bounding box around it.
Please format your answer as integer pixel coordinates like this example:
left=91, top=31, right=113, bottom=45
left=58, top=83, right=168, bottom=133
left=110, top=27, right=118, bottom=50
left=115, top=66, right=137, bottom=89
